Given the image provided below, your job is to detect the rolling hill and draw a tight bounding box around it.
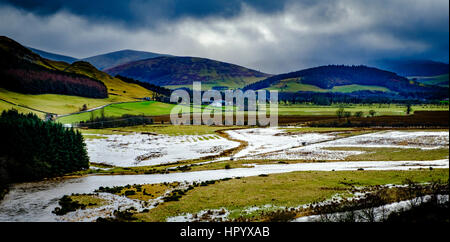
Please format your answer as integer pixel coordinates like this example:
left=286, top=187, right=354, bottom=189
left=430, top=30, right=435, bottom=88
left=61, top=61, right=157, bottom=100
left=28, top=47, right=78, bottom=64
left=81, top=49, right=168, bottom=70
left=244, top=65, right=449, bottom=100
left=0, top=36, right=156, bottom=116
left=0, top=36, right=108, bottom=98
left=104, top=56, right=270, bottom=89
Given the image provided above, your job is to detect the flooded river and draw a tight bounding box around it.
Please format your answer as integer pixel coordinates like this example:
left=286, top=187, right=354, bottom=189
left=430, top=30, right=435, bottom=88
left=0, top=159, right=448, bottom=221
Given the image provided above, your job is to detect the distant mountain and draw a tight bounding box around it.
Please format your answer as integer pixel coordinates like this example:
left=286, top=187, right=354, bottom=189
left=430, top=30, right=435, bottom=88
left=28, top=47, right=78, bottom=64
left=0, top=36, right=108, bottom=98
left=243, top=65, right=448, bottom=100
left=372, top=59, right=449, bottom=77
left=81, top=49, right=168, bottom=70
left=104, top=56, right=270, bottom=89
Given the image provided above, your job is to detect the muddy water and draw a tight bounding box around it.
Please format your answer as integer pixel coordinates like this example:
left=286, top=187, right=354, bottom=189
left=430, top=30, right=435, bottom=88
left=0, top=159, right=448, bottom=222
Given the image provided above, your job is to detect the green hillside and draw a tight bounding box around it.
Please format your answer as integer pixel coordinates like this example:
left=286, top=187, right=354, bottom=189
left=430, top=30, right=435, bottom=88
left=330, top=84, right=391, bottom=93
left=105, top=56, right=270, bottom=89
left=62, top=61, right=156, bottom=100
left=245, top=65, right=448, bottom=101
left=264, top=78, right=392, bottom=93
left=0, top=36, right=158, bottom=117
left=0, top=88, right=130, bottom=115
left=409, top=74, right=449, bottom=88
left=56, top=101, right=178, bottom=124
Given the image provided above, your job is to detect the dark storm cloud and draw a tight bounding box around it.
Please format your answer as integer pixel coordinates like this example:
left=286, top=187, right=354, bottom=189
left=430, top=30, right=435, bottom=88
left=0, top=0, right=290, bottom=26
left=0, top=0, right=448, bottom=73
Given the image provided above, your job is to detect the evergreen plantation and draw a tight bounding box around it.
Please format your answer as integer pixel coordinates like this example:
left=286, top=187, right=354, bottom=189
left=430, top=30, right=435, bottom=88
left=0, top=110, right=89, bottom=189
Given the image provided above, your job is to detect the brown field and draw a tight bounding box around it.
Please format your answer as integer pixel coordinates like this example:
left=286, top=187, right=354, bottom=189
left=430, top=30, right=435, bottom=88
left=108, top=111, right=449, bottom=127
left=308, top=111, right=449, bottom=128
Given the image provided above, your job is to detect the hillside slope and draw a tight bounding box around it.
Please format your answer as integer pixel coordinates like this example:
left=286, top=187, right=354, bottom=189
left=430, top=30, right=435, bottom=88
left=62, top=61, right=156, bottom=100
left=409, top=74, right=449, bottom=88
left=0, top=36, right=108, bottom=98
left=0, top=36, right=157, bottom=115
left=104, top=56, right=270, bottom=89
left=244, top=65, right=448, bottom=100
left=82, top=49, right=168, bottom=70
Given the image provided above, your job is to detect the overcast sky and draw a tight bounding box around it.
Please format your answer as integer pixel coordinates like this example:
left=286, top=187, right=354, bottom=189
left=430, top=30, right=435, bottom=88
left=0, top=0, right=448, bottom=74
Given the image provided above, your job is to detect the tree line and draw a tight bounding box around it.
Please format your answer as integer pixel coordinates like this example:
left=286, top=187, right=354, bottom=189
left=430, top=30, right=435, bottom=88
left=0, top=67, right=109, bottom=98
left=0, top=109, right=89, bottom=195
left=275, top=91, right=449, bottom=105
left=115, top=75, right=171, bottom=102
left=78, top=113, right=154, bottom=129
left=243, top=65, right=449, bottom=101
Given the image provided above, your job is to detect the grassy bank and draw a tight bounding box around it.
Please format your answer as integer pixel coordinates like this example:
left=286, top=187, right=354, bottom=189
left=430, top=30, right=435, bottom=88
left=325, top=147, right=449, bottom=161
left=133, top=169, right=449, bottom=221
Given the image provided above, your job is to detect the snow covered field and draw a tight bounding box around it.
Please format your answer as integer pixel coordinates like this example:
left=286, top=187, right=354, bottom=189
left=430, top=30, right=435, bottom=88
left=224, top=127, right=337, bottom=158
left=85, top=133, right=240, bottom=167
left=1, top=127, right=448, bottom=222
left=85, top=128, right=449, bottom=166
left=237, top=129, right=449, bottom=160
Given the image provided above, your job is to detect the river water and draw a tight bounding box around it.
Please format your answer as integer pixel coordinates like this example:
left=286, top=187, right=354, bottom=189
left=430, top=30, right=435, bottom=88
left=0, top=159, right=448, bottom=222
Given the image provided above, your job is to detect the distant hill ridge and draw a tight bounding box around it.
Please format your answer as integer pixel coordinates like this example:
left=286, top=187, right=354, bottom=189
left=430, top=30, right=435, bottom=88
left=104, top=56, right=270, bottom=88
left=243, top=65, right=448, bottom=100
left=28, top=47, right=78, bottom=64
left=81, top=49, right=168, bottom=70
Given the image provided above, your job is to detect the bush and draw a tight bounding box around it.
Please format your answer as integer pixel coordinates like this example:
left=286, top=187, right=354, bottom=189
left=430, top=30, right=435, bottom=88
left=52, top=195, right=86, bottom=215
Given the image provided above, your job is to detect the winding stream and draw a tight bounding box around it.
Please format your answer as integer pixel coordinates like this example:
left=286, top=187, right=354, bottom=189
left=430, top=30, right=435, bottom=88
left=0, top=159, right=448, bottom=222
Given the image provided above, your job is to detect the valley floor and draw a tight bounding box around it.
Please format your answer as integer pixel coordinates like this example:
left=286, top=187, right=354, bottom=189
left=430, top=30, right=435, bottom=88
left=0, top=125, right=448, bottom=222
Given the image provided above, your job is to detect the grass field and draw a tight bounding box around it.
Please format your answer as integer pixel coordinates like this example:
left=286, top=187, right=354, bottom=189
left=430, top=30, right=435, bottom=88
left=133, top=169, right=449, bottom=221
left=56, top=102, right=449, bottom=124
left=0, top=87, right=152, bottom=116
left=164, top=77, right=266, bottom=90
left=57, top=102, right=230, bottom=124
left=274, top=103, right=448, bottom=116
left=330, top=84, right=391, bottom=93
left=56, top=101, right=178, bottom=124
left=264, top=78, right=392, bottom=93
left=3, top=86, right=448, bottom=125
left=324, top=147, right=449, bottom=161
left=265, top=78, right=327, bottom=92
left=69, top=195, right=108, bottom=209
left=0, top=98, right=45, bottom=118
